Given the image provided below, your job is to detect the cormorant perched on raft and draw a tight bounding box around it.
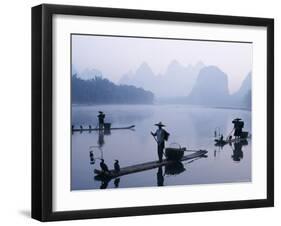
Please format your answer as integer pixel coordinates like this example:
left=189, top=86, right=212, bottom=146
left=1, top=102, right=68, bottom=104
left=114, top=160, right=120, bottom=172
left=100, top=159, right=109, bottom=173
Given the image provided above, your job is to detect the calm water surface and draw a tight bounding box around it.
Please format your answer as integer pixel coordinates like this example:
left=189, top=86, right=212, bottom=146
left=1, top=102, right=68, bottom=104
left=71, top=104, right=251, bottom=190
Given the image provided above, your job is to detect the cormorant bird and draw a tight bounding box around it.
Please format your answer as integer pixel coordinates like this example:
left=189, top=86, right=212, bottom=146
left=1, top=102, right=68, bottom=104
left=100, top=159, right=109, bottom=172
left=114, top=160, right=120, bottom=172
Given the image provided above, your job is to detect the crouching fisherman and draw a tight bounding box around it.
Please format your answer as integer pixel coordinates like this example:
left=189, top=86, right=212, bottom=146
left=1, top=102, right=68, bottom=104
left=151, top=122, right=170, bottom=162
left=232, top=118, right=244, bottom=139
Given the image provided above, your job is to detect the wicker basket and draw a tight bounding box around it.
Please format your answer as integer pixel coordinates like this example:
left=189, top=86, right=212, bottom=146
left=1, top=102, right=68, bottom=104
left=165, top=143, right=185, bottom=161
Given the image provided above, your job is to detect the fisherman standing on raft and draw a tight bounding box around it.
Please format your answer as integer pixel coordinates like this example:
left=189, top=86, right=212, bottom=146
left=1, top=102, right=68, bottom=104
left=97, top=111, right=105, bottom=130
left=151, top=122, right=170, bottom=162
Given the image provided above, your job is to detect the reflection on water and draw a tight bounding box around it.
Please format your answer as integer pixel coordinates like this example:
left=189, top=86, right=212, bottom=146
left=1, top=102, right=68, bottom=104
left=232, top=141, right=247, bottom=162
left=165, top=162, right=185, bottom=175
left=213, top=138, right=248, bottom=162
left=157, top=167, right=164, bottom=186
left=98, top=131, right=105, bottom=147
left=100, top=179, right=109, bottom=189
left=71, top=104, right=251, bottom=190
left=114, top=178, right=120, bottom=188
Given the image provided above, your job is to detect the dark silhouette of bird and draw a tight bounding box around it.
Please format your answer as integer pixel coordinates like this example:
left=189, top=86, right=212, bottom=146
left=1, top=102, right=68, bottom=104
left=100, top=159, right=109, bottom=173
left=89, top=125, right=92, bottom=130
left=114, top=160, right=120, bottom=172
left=80, top=125, right=83, bottom=130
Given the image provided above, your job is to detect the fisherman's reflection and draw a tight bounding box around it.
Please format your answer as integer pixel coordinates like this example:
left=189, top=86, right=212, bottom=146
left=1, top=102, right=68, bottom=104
left=232, top=141, right=244, bottom=162
left=157, top=166, right=164, bottom=186
left=98, top=131, right=105, bottom=148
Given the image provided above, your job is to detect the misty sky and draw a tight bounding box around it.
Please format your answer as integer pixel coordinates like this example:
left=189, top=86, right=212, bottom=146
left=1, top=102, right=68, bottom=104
left=72, top=34, right=252, bottom=93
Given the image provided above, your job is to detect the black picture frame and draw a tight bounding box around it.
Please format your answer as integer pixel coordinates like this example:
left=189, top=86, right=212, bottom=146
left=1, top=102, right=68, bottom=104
left=32, top=4, right=274, bottom=222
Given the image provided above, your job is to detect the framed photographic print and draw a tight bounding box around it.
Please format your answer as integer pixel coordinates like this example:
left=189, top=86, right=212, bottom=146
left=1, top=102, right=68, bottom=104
left=32, top=4, right=274, bottom=221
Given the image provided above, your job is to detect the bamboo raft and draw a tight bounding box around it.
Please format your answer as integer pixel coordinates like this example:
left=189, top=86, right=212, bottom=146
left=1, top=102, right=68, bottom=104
left=72, top=125, right=135, bottom=132
left=94, top=150, right=207, bottom=180
left=214, top=136, right=250, bottom=146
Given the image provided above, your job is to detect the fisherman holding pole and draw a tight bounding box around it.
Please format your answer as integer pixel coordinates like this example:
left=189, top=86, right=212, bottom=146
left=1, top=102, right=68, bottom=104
left=151, top=122, right=169, bottom=162
left=97, top=111, right=105, bottom=130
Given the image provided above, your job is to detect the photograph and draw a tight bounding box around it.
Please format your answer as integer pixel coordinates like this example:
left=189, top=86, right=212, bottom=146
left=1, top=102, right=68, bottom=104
left=71, top=34, right=252, bottom=190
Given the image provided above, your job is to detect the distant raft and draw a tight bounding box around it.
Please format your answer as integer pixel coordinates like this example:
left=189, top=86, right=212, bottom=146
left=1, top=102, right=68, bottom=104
left=72, top=124, right=135, bottom=132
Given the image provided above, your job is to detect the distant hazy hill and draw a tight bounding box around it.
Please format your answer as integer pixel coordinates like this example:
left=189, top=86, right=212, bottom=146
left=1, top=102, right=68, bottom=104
left=231, top=72, right=252, bottom=109
left=119, top=61, right=204, bottom=97
left=187, top=66, right=230, bottom=106
left=186, top=66, right=251, bottom=109
left=72, top=74, right=154, bottom=104
left=119, top=62, right=157, bottom=93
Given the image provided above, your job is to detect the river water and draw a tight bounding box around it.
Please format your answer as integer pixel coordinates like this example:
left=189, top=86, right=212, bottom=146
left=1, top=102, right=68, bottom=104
left=71, top=104, right=251, bottom=190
